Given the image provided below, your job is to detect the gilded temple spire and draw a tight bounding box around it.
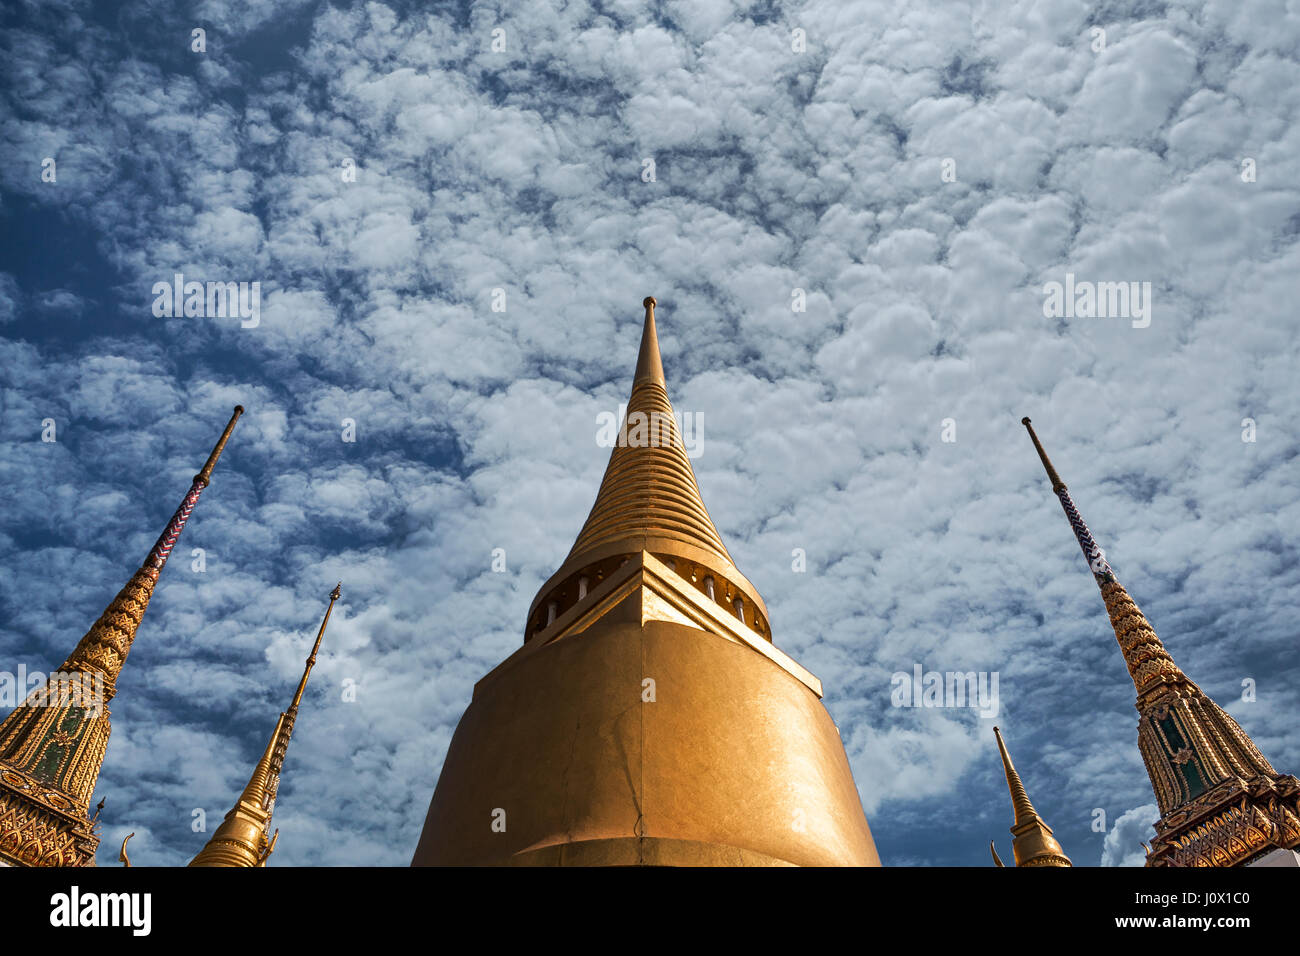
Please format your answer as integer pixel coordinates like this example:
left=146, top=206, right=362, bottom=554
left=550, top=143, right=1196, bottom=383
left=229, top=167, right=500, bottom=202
left=0, top=406, right=243, bottom=867
left=989, top=727, right=1071, bottom=867
left=527, top=296, right=774, bottom=644
left=1020, top=417, right=1300, bottom=867
left=62, top=405, right=245, bottom=694
left=564, top=296, right=731, bottom=568
left=189, top=584, right=341, bottom=867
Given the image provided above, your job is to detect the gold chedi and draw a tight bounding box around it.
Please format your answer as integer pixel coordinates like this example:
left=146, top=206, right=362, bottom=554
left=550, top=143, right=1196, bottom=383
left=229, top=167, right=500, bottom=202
left=412, top=297, right=880, bottom=866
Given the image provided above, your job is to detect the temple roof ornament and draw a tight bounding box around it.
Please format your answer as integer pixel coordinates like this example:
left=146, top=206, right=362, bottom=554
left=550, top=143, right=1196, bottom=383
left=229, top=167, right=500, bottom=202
left=527, top=296, right=770, bottom=642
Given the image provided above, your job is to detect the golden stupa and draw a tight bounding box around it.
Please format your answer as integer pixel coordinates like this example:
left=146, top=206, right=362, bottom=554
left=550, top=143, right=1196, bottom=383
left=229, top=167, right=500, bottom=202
left=411, top=298, right=880, bottom=866
left=0, top=407, right=243, bottom=867
left=1022, top=418, right=1300, bottom=867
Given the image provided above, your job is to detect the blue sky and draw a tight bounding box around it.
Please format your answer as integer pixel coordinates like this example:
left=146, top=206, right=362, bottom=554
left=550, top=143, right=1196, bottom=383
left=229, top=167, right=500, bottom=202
left=1, top=0, right=1298, bottom=866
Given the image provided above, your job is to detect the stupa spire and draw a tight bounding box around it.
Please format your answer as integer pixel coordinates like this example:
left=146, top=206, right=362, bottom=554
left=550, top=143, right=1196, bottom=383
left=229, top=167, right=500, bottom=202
left=0, top=406, right=243, bottom=867
left=189, top=584, right=341, bottom=867
left=565, top=296, right=731, bottom=566
left=989, top=727, right=1071, bottom=867
left=1020, top=417, right=1300, bottom=867
left=527, top=296, right=772, bottom=643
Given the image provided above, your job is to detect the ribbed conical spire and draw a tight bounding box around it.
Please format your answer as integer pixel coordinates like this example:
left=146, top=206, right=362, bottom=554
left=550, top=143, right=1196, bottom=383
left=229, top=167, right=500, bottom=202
left=991, top=726, right=1071, bottom=867
left=1020, top=418, right=1300, bottom=866
left=994, top=726, right=1038, bottom=826
left=564, top=297, right=732, bottom=566
left=189, top=584, right=340, bottom=867
left=0, top=407, right=243, bottom=867
left=525, top=297, right=776, bottom=642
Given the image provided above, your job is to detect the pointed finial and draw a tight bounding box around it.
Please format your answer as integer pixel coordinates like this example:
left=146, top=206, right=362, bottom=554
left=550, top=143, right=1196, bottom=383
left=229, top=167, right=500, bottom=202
left=989, top=840, right=1005, bottom=867
left=1020, top=416, right=1116, bottom=581
left=195, top=405, right=244, bottom=487
left=634, top=296, right=666, bottom=388
left=993, top=726, right=1038, bottom=827
left=289, top=583, right=341, bottom=713
left=1020, top=417, right=1065, bottom=492
left=119, top=832, right=134, bottom=867
left=56, top=404, right=245, bottom=703
left=1021, top=421, right=1195, bottom=704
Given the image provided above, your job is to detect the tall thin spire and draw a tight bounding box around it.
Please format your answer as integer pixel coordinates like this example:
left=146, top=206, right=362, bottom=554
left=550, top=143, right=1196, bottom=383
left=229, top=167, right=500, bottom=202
left=0, top=406, right=243, bottom=867
left=1020, top=417, right=1300, bottom=867
left=62, top=406, right=245, bottom=690
left=1020, top=417, right=1185, bottom=697
left=190, top=583, right=341, bottom=867
left=990, top=727, right=1071, bottom=867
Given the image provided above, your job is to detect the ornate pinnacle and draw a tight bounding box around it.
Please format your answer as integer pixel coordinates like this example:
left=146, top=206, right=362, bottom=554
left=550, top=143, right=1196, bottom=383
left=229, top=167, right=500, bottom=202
left=286, top=584, right=341, bottom=723
left=993, top=726, right=1039, bottom=828
left=1020, top=417, right=1065, bottom=492
left=194, top=405, right=243, bottom=487
left=143, top=405, right=243, bottom=576
left=1019, top=417, right=1190, bottom=700
left=61, top=406, right=244, bottom=691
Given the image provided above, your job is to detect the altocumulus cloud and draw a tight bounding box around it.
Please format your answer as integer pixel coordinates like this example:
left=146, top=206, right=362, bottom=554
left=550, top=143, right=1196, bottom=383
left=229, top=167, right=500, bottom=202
left=1, top=0, right=1298, bottom=866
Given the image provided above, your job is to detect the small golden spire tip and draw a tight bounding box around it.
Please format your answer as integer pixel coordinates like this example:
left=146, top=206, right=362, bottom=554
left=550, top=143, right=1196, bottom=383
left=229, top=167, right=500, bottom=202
left=633, top=296, right=665, bottom=388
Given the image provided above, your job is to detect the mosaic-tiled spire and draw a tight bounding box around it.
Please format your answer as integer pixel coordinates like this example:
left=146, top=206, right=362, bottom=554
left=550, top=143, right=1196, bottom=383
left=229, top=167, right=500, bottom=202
left=0, top=406, right=243, bottom=866
left=1021, top=417, right=1300, bottom=867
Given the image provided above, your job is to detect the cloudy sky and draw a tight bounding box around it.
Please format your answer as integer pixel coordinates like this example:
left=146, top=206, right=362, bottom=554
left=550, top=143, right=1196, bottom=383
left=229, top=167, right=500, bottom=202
left=1, top=0, right=1297, bottom=867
